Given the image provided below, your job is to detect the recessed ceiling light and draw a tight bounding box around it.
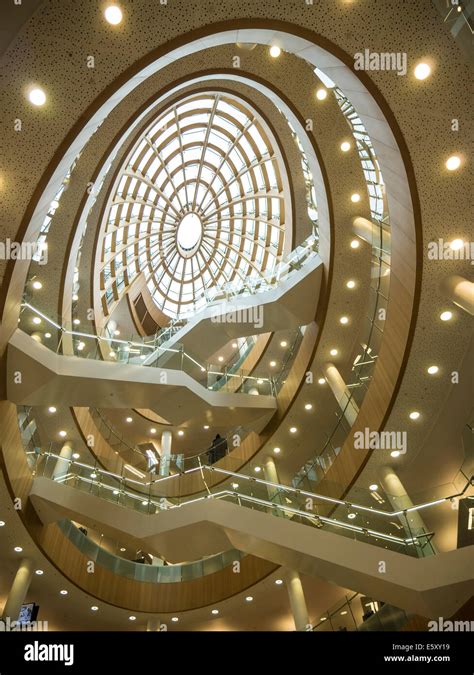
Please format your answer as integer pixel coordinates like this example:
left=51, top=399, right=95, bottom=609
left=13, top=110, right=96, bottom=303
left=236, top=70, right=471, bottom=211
left=346, top=280, right=356, bottom=289
left=32, top=317, right=41, bottom=325
left=150, top=428, right=156, bottom=434
left=119, top=547, right=126, bottom=552
left=171, top=617, right=179, bottom=622
left=254, top=466, right=261, bottom=473
left=270, top=361, right=277, bottom=367
left=316, top=88, right=327, bottom=100
left=409, top=411, right=420, bottom=420
left=350, top=193, right=361, bottom=203
left=128, top=615, right=136, bottom=621
left=339, top=316, right=349, bottom=325
left=48, top=406, right=57, bottom=413
left=104, top=4, right=123, bottom=25
left=440, top=311, right=453, bottom=322
left=347, top=513, right=356, bottom=520
left=32, top=281, right=42, bottom=290
left=232, top=342, right=238, bottom=348
left=125, top=417, right=132, bottom=423
left=72, top=294, right=79, bottom=302
left=350, top=239, right=360, bottom=249
left=73, top=319, right=80, bottom=325
left=58, top=430, right=67, bottom=438
left=90, top=473, right=97, bottom=479
left=369, top=484, right=378, bottom=491
left=203, top=425, right=209, bottom=430
left=109, top=351, right=116, bottom=358
left=289, top=427, right=297, bottom=434
left=231, top=482, right=239, bottom=489
left=28, top=87, right=46, bottom=106
left=340, top=610, right=348, bottom=615
left=273, top=447, right=281, bottom=454
left=72, top=453, right=80, bottom=459
left=35, top=569, right=44, bottom=575
left=178, top=430, right=184, bottom=436
left=113, top=490, right=119, bottom=496
left=60, top=590, right=68, bottom=595
left=257, top=379, right=264, bottom=384
left=304, top=403, right=313, bottom=411
left=390, top=450, right=401, bottom=458
left=275, top=579, right=283, bottom=585
left=280, top=341, right=288, bottom=347
left=14, top=546, right=23, bottom=552
left=330, top=349, right=338, bottom=356
left=141, top=500, right=148, bottom=506
left=269, top=45, right=281, bottom=58
left=449, top=238, right=464, bottom=250
left=318, top=378, right=326, bottom=385
left=245, top=596, right=254, bottom=602
left=340, top=141, right=351, bottom=152
left=446, top=155, right=461, bottom=171
left=0, top=521, right=5, bottom=527
left=414, top=62, right=431, bottom=80
left=45, top=332, right=51, bottom=338
left=218, top=356, right=224, bottom=362
left=211, top=609, right=219, bottom=615
left=91, top=606, right=98, bottom=612
left=427, top=365, right=439, bottom=375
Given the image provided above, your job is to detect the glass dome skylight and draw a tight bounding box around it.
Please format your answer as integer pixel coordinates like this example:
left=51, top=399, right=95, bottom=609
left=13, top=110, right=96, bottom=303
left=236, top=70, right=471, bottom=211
left=99, top=92, right=288, bottom=318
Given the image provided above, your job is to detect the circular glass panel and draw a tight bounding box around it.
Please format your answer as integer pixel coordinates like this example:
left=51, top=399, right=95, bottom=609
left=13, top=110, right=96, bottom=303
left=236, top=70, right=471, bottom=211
left=176, top=213, right=203, bottom=257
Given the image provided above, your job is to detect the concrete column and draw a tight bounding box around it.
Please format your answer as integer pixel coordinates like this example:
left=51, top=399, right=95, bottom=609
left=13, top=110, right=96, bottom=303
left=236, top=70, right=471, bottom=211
left=286, top=570, right=310, bottom=631
left=52, top=442, right=73, bottom=480
left=323, top=363, right=358, bottom=426
left=263, top=456, right=280, bottom=504
left=1, top=558, right=34, bottom=621
left=378, top=465, right=435, bottom=555
left=441, top=275, right=474, bottom=316
left=159, top=431, right=172, bottom=477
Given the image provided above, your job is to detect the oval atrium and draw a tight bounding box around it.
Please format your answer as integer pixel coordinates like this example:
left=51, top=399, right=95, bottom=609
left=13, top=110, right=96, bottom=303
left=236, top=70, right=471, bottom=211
left=0, top=0, right=472, bottom=655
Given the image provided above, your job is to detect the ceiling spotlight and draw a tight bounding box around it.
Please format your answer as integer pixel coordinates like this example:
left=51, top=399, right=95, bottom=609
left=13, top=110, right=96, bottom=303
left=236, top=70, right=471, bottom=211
left=414, top=62, right=431, bottom=80
left=58, top=430, right=67, bottom=438
left=73, top=319, right=80, bottom=325
left=150, top=428, right=156, bottom=434
left=32, top=317, right=41, bottom=325
left=203, top=425, right=210, bottom=430
left=330, top=349, right=338, bottom=356
left=35, top=569, right=44, bottom=575
left=347, top=513, right=356, bottom=520
left=72, top=294, right=79, bottom=302
left=304, top=404, right=313, bottom=411
left=318, top=378, right=326, bottom=385
left=269, top=45, right=281, bottom=58
left=90, top=473, right=97, bottom=479
left=369, top=484, right=378, bottom=491
left=218, top=356, right=224, bottom=362
left=446, top=155, right=461, bottom=171
left=91, top=606, right=98, bottom=612
left=211, top=609, right=219, bottom=615
left=120, top=547, right=126, bottom=552
left=449, top=238, right=464, bottom=250
left=104, top=4, right=123, bottom=25
left=350, top=239, right=360, bottom=249
left=340, top=141, right=351, bottom=152
left=346, top=280, right=356, bottom=289
left=245, top=596, right=254, bottom=602
left=280, top=341, right=288, bottom=347
left=0, top=521, right=5, bottom=527
left=45, top=332, right=51, bottom=338
left=427, top=365, right=439, bottom=375
left=178, top=430, right=184, bottom=436
left=289, top=427, right=297, bottom=434
left=28, top=87, right=46, bottom=106
left=339, top=316, right=349, bottom=325
left=275, top=579, right=283, bottom=585
left=440, top=311, right=453, bottom=322
left=128, top=615, right=136, bottom=621
left=231, top=482, right=239, bottom=490
left=350, top=193, right=361, bottom=203
left=409, top=411, right=420, bottom=420
left=273, top=447, right=281, bottom=454
left=270, top=360, right=277, bottom=367
left=125, top=417, right=132, bottom=423
left=232, top=342, right=238, bottom=348
left=254, top=466, right=261, bottom=473
left=48, top=406, right=57, bottom=413
left=14, top=546, right=23, bottom=552
left=32, top=281, right=42, bottom=290
left=316, top=88, right=327, bottom=100
left=390, top=450, right=400, bottom=458
left=114, top=329, right=120, bottom=336
left=60, top=590, right=68, bottom=595
left=72, top=453, right=80, bottom=460
left=171, top=617, right=179, bottom=622
left=113, top=490, right=119, bottom=496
